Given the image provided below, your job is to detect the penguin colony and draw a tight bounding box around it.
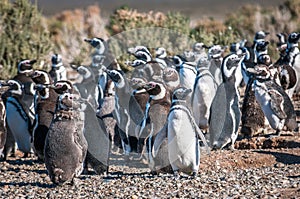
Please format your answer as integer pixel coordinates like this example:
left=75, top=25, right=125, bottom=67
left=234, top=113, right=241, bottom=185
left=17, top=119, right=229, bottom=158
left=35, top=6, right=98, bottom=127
left=0, top=31, right=299, bottom=183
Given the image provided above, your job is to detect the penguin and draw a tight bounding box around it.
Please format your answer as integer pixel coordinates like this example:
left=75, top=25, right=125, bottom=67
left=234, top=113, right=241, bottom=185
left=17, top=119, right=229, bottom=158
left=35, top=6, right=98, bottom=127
left=131, top=61, right=163, bottom=81
left=192, top=42, right=208, bottom=63
left=207, top=45, right=227, bottom=86
left=106, top=69, right=142, bottom=158
left=247, top=65, right=298, bottom=136
left=13, top=59, right=37, bottom=121
left=153, top=87, right=209, bottom=178
left=138, top=81, right=173, bottom=174
left=2, top=79, right=33, bottom=157
left=284, top=32, right=300, bottom=94
left=209, top=53, right=244, bottom=149
left=49, top=54, right=67, bottom=82
left=70, top=65, right=99, bottom=109
left=162, top=67, right=180, bottom=92
left=173, top=55, right=197, bottom=101
left=44, top=92, right=88, bottom=185
left=128, top=45, right=152, bottom=62
left=30, top=70, right=57, bottom=160
left=0, top=82, right=7, bottom=158
left=191, top=63, right=218, bottom=131
left=155, top=47, right=174, bottom=68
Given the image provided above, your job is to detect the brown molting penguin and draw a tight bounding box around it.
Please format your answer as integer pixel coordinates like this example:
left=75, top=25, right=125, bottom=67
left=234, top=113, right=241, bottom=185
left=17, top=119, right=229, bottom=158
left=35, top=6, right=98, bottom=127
left=30, top=70, right=58, bottom=160
left=44, top=92, right=87, bottom=185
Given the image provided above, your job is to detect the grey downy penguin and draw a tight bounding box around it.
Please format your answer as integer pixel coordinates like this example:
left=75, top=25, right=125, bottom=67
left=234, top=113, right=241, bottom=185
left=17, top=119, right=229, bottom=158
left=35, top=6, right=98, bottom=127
left=153, top=87, right=209, bottom=178
left=207, top=45, right=227, bottom=86
left=209, top=53, right=244, bottom=149
left=247, top=65, right=298, bottom=136
left=2, top=80, right=33, bottom=157
left=44, top=92, right=88, bottom=185
left=30, top=70, right=57, bottom=160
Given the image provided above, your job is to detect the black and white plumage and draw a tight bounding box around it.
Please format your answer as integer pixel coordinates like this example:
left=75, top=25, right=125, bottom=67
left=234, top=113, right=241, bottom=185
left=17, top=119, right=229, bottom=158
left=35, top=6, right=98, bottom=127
left=207, top=45, right=226, bottom=85
left=155, top=47, right=174, bottom=68
left=131, top=61, right=163, bottom=81
left=2, top=80, right=33, bottom=156
left=30, top=70, right=57, bottom=160
left=162, top=67, right=180, bottom=92
left=153, top=87, right=209, bottom=178
left=0, top=83, right=7, bottom=158
left=13, top=59, right=37, bottom=121
left=247, top=65, right=298, bottom=135
left=192, top=42, right=207, bottom=63
left=44, top=92, right=87, bottom=185
left=138, top=81, right=172, bottom=174
left=209, top=53, right=244, bottom=149
left=49, top=54, right=67, bottom=82
left=173, top=55, right=197, bottom=97
left=192, top=66, right=218, bottom=131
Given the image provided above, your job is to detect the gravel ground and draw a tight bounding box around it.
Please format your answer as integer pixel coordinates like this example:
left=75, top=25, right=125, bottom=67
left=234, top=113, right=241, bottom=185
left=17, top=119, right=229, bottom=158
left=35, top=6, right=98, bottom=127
left=0, top=94, right=299, bottom=198
left=0, top=141, right=299, bottom=198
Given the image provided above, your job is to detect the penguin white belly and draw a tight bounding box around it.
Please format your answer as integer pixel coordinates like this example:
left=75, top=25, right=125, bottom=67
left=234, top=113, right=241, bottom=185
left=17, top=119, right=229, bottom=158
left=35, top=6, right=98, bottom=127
left=168, top=110, right=199, bottom=173
left=192, top=76, right=217, bottom=129
left=179, top=69, right=196, bottom=91
left=254, top=86, right=283, bottom=130
left=6, top=99, right=31, bottom=153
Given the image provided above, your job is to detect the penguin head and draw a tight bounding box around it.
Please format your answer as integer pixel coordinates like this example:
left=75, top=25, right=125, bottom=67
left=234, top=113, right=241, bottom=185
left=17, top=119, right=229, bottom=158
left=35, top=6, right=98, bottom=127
left=276, top=33, right=287, bottom=46
left=230, top=42, right=240, bottom=54
left=247, top=64, right=272, bottom=81
left=142, top=81, right=165, bottom=98
left=163, top=67, right=179, bottom=83
left=222, top=53, right=244, bottom=79
left=106, top=69, right=125, bottom=88
left=58, top=92, right=75, bottom=111
left=84, top=37, right=106, bottom=54
left=172, top=55, right=185, bottom=67
left=31, top=70, right=52, bottom=84
left=133, top=49, right=152, bottom=62
left=17, top=59, right=36, bottom=74
left=183, top=50, right=196, bottom=62
left=6, top=80, right=23, bottom=96
left=287, top=32, right=300, bottom=45
left=130, top=77, right=146, bottom=89
left=208, top=45, right=226, bottom=60
left=76, top=66, right=92, bottom=79
left=125, top=59, right=146, bottom=67
left=155, top=47, right=167, bottom=59
left=257, top=54, right=272, bottom=66
left=128, top=45, right=150, bottom=55
left=51, top=54, right=63, bottom=68
left=53, top=80, right=74, bottom=94
left=254, top=30, right=269, bottom=42
left=193, top=42, right=207, bottom=53
left=172, top=87, right=192, bottom=101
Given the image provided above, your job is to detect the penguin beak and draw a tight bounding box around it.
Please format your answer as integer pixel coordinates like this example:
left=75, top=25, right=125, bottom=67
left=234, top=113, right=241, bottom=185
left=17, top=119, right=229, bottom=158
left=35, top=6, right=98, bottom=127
left=84, top=38, right=92, bottom=43
left=29, top=59, right=37, bottom=65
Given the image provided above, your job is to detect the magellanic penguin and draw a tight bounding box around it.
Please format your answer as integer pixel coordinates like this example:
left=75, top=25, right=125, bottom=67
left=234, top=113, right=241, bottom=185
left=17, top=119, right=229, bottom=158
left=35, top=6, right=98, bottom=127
left=30, top=70, right=57, bottom=160
left=153, top=87, right=209, bottom=179
left=209, top=53, right=244, bottom=149
left=13, top=59, right=37, bottom=121
left=192, top=63, right=218, bottom=132
left=49, top=54, right=67, bottom=82
left=2, top=80, right=33, bottom=157
left=138, top=81, right=173, bottom=174
left=192, top=42, right=208, bottom=63
left=173, top=55, right=197, bottom=101
left=155, top=47, right=174, bottom=68
left=247, top=65, right=298, bottom=136
left=0, top=82, right=7, bottom=158
left=283, top=32, right=300, bottom=94
left=106, top=69, right=142, bottom=158
left=44, top=92, right=88, bottom=185
left=207, top=45, right=227, bottom=86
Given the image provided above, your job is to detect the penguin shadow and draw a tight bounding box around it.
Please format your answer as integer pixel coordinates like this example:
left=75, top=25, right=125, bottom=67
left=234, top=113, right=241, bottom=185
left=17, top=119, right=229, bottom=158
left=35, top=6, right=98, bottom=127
left=254, top=150, right=300, bottom=165
left=102, top=171, right=154, bottom=180
left=3, top=159, right=48, bottom=175
left=0, top=182, right=55, bottom=188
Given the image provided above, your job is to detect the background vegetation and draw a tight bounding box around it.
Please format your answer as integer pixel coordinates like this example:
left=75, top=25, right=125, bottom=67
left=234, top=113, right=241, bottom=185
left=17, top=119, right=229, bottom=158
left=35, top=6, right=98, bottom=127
left=0, top=0, right=300, bottom=79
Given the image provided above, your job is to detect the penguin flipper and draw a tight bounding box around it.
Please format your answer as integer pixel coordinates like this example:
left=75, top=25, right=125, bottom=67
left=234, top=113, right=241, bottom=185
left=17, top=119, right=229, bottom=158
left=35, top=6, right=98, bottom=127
left=268, top=89, right=287, bottom=119
left=152, top=123, right=167, bottom=158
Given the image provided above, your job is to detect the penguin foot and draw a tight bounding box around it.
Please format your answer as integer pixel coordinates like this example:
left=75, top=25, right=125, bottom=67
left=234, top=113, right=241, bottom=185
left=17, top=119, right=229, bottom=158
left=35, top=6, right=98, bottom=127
left=173, top=171, right=180, bottom=180
left=150, top=170, right=158, bottom=176
left=192, top=171, right=197, bottom=179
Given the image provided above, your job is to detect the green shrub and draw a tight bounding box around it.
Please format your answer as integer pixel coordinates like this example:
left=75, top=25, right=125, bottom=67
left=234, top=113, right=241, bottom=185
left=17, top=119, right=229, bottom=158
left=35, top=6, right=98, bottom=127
left=0, top=0, right=52, bottom=79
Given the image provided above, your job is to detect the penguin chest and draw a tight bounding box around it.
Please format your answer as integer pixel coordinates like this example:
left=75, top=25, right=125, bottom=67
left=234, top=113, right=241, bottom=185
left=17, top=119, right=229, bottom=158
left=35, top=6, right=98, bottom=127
left=179, top=69, right=196, bottom=90
left=254, top=84, right=282, bottom=129
left=5, top=97, right=31, bottom=153
left=167, top=110, right=198, bottom=165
